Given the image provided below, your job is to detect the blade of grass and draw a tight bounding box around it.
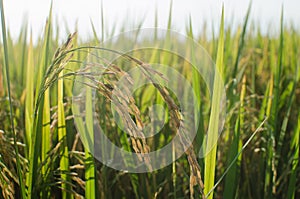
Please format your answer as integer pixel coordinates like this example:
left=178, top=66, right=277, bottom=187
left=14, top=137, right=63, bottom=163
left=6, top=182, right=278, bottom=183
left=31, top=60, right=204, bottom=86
left=287, top=109, right=299, bottom=199
left=100, top=0, right=104, bottom=42
left=281, top=37, right=299, bottom=199
left=264, top=55, right=275, bottom=198
left=204, top=5, right=224, bottom=199
left=27, top=3, right=53, bottom=198
left=20, top=22, right=28, bottom=88
left=34, top=4, right=53, bottom=104
left=0, top=1, right=26, bottom=198
left=90, top=19, right=99, bottom=43
left=267, top=6, right=284, bottom=197
left=84, top=63, right=96, bottom=199
left=188, top=14, right=205, bottom=162
left=223, top=75, right=246, bottom=198
left=0, top=59, right=3, bottom=96
left=58, top=62, right=72, bottom=199
left=40, top=5, right=53, bottom=196
left=207, top=117, right=268, bottom=197
left=41, top=87, right=51, bottom=197
left=25, top=32, right=34, bottom=155
left=167, top=0, right=173, bottom=30
left=272, top=6, right=284, bottom=142
left=231, top=1, right=251, bottom=80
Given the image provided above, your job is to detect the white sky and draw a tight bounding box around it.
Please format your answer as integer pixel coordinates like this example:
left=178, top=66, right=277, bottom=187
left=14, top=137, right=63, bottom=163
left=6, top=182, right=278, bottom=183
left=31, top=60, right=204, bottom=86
left=3, top=0, right=300, bottom=42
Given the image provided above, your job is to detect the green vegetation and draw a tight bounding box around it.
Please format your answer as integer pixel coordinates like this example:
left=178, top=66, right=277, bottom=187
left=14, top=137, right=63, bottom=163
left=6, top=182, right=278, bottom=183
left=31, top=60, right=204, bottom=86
left=0, top=1, right=299, bottom=199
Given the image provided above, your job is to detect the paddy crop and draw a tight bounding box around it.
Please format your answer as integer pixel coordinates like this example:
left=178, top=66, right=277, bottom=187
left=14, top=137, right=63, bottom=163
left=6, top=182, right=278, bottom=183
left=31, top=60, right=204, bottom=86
left=0, top=1, right=299, bottom=199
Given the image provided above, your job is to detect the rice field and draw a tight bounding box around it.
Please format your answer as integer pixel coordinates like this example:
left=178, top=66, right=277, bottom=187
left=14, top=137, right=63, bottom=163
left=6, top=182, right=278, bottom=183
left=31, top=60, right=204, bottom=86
left=0, top=1, right=299, bottom=199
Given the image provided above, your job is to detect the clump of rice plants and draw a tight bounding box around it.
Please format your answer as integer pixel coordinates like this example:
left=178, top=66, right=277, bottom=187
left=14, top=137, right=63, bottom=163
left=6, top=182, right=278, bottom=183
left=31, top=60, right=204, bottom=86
left=0, top=1, right=299, bottom=199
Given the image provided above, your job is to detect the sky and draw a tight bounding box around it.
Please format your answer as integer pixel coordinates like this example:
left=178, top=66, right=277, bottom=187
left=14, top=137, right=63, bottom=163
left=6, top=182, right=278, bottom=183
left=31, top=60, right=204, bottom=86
left=3, top=0, right=300, bottom=42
